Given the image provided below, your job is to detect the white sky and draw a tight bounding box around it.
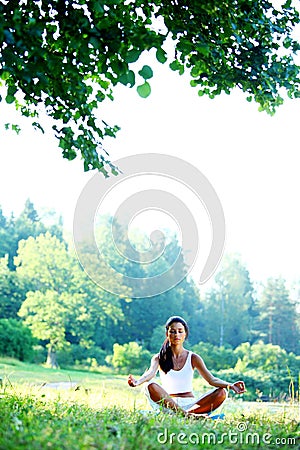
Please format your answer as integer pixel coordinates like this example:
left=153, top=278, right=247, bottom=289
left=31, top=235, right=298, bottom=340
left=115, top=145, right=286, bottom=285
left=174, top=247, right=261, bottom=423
left=0, top=50, right=300, bottom=290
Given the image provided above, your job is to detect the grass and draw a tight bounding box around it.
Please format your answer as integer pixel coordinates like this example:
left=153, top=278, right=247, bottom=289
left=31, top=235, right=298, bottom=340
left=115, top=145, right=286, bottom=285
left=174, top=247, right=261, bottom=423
left=0, top=358, right=299, bottom=449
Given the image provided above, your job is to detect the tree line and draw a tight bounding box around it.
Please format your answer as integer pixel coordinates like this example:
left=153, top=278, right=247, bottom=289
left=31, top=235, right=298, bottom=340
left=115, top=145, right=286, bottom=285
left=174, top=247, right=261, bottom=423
left=0, top=200, right=299, bottom=394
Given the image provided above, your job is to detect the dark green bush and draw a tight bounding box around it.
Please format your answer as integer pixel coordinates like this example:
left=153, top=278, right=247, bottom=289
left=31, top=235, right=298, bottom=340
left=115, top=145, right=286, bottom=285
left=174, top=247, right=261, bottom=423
left=0, top=318, right=35, bottom=361
left=191, top=341, right=299, bottom=401
left=216, top=367, right=298, bottom=401
left=57, top=345, right=107, bottom=368
left=191, top=341, right=238, bottom=371
left=107, top=342, right=152, bottom=374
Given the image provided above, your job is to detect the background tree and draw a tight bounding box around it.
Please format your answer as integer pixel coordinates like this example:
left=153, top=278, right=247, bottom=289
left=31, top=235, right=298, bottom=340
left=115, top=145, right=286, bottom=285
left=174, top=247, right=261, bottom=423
left=15, top=232, right=73, bottom=293
left=1, top=1, right=299, bottom=173
left=257, top=277, right=300, bottom=354
left=0, top=255, right=26, bottom=319
left=15, top=233, right=78, bottom=367
left=15, top=231, right=124, bottom=366
left=177, top=277, right=205, bottom=346
left=234, top=341, right=290, bottom=372
left=9, top=199, right=46, bottom=269
left=202, top=254, right=256, bottom=347
left=217, top=341, right=300, bottom=400
left=0, top=207, right=14, bottom=261
left=105, top=229, right=204, bottom=348
left=0, top=200, right=64, bottom=270
left=0, top=317, right=35, bottom=361
left=18, top=289, right=69, bottom=368
left=191, top=341, right=238, bottom=371
left=108, top=342, right=152, bottom=374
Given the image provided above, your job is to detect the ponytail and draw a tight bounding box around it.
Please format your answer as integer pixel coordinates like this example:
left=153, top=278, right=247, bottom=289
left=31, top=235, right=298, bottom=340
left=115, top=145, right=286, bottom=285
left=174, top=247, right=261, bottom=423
left=159, top=338, right=173, bottom=374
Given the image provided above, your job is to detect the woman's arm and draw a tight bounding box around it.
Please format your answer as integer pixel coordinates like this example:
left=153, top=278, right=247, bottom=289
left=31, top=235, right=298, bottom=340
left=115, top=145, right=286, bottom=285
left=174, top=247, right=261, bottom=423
left=128, top=354, right=159, bottom=387
left=192, top=353, right=245, bottom=394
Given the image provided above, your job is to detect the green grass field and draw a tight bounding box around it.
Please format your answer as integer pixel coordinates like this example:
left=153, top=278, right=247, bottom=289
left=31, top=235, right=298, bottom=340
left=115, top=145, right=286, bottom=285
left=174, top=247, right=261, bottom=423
left=0, top=358, right=299, bottom=449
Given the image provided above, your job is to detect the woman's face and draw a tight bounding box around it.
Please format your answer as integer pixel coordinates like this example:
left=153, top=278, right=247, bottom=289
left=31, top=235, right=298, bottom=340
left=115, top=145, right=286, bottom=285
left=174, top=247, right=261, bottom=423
left=166, top=321, right=186, bottom=345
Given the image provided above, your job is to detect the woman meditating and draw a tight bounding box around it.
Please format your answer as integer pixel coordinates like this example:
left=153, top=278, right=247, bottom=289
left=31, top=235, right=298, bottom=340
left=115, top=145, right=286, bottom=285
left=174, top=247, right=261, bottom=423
left=128, top=316, right=245, bottom=417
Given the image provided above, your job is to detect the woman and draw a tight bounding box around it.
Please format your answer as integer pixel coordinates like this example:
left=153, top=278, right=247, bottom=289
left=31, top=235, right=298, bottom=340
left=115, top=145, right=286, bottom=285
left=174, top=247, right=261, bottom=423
left=128, top=316, right=245, bottom=417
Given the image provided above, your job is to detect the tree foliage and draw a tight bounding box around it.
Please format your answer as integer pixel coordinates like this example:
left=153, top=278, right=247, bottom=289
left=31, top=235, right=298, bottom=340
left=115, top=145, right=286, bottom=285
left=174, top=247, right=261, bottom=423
left=257, top=277, right=300, bottom=353
left=15, top=232, right=75, bottom=293
left=234, top=341, right=290, bottom=371
left=201, top=254, right=256, bottom=347
left=108, top=341, right=152, bottom=374
left=0, top=255, right=26, bottom=319
left=18, top=289, right=68, bottom=367
left=15, top=230, right=123, bottom=366
left=0, top=0, right=299, bottom=173
left=192, top=341, right=238, bottom=371
left=0, top=203, right=299, bottom=374
left=0, top=317, right=35, bottom=361
left=0, top=199, right=63, bottom=269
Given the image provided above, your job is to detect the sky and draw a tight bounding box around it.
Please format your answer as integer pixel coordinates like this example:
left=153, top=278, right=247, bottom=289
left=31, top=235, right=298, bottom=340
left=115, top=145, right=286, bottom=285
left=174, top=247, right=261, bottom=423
left=0, top=50, right=300, bottom=292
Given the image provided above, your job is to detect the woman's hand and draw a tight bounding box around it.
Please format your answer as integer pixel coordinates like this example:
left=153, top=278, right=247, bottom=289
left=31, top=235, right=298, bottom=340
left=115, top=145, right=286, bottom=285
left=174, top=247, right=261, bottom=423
left=128, top=374, right=138, bottom=387
left=230, top=380, right=246, bottom=394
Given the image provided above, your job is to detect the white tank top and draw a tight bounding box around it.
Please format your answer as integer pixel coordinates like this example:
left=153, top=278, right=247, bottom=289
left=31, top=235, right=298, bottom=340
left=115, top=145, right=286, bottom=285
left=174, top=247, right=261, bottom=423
left=159, top=351, right=194, bottom=394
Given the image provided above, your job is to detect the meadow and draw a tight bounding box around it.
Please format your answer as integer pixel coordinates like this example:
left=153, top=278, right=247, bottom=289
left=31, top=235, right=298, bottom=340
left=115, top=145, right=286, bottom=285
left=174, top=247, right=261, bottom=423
left=0, top=357, right=298, bottom=449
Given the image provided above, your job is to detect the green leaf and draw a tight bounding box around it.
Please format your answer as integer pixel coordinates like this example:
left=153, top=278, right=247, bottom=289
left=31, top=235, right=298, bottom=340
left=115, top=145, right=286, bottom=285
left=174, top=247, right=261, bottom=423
left=196, top=44, right=210, bottom=57
left=169, top=60, right=184, bottom=75
left=89, top=36, right=101, bottom=49
left=118, top=70, right=135, bottom=87
left=191, top=66, right=199, bottom=77
left=96, top=91, right=106, bottom=102
left=1, top=71, right=10, bottom=81
left=32, top=122, right=45, bottom=133
left=156, top=48, right=167, bottom=64
left=94, top=2, right=104, bottom=13
left=283, top=0, right=292, bottom=9
left=125, top=49, right=141, bottom=63
left=12, top=124, right=21, bottom=134
left=5, top=94, right=15, bottom=104
left=283, top=37, right=292, bottom=49
left=7, top=85, right=17, bottom=96
left=4, top=30, right=15, bottom=45
left=138, top=65, right=153, bottom=80
left=137, top=82, right=151, bottom=98
left=190, top=79, right=198, bottom=87
left=126, top=70, right=135, bottom=87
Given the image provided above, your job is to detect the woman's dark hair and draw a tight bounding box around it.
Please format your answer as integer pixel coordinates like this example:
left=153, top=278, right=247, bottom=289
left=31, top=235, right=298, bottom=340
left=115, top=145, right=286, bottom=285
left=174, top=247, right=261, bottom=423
left=158, top=316, right=189, bottom=374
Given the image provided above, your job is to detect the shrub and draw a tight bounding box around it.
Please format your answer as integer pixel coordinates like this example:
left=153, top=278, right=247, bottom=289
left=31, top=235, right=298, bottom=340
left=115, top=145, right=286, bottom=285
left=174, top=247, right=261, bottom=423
left=191, top=341, right=299, bottom=400
left=0, top=318, right=35, bottom=361
left=108, top=342, right=152, bottom=374
left=57, top=345, right=107, bottom=368
left=149, top=325, right=165, bottom=352
left=234, top=341, right=289, bottom=371
left=191, top=341, right=238, bottom=371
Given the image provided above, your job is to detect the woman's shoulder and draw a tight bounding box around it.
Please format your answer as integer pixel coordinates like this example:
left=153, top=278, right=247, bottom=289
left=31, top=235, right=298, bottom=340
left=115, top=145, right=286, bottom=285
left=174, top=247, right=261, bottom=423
left=190, top=351, right=204, bottom=368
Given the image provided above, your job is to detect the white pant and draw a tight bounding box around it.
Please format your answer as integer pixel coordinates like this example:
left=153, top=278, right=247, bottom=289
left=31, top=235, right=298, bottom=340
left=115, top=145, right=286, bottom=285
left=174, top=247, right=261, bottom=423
left=144, top=383, right=227, bottom=413
left=144, top=383, right=196, bottom=412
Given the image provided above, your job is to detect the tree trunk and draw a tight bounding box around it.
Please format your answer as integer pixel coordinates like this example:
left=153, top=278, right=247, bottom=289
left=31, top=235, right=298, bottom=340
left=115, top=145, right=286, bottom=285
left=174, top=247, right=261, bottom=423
left=46, top=344, right=59, bottom=369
